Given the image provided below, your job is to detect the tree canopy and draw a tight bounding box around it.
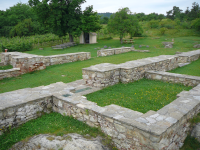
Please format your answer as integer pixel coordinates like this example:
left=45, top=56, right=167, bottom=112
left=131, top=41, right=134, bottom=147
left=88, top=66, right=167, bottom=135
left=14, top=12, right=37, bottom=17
left=107, top=7, right=142, bottom=43
left=29, top=0, right=86, bottom=42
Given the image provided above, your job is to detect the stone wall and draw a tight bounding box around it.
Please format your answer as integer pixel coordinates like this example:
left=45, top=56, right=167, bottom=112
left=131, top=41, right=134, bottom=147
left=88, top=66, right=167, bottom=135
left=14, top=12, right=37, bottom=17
left=83, top=55, right=179, bottom=87
left=97, top=47, right=133, bottom=57
left=1, top=49, right=200, bottom=149
left=0, top=52, right=91, bottom=79
left=44, top=52, right=91, bottom=66
left=83, top=50, right=200, bottom=87
left=1, top=80, right=200, bottom=150
left=0, top=68, right=21, bottom=80
left=145, top=71, right=200, bottom=87
left=176, top=50, right=200, bottom=63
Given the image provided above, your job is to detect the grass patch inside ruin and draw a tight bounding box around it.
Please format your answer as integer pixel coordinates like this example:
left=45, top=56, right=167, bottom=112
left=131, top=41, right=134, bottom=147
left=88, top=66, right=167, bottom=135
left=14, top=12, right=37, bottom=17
left=169, top=59, right=200, bottom=77
left=0, top=65, right=13, bottom=70
left=0, top=112, right=116, bottom=150
left=86, top=79, right=192, bottom=113
left=181, top=113, right=200, bottom=150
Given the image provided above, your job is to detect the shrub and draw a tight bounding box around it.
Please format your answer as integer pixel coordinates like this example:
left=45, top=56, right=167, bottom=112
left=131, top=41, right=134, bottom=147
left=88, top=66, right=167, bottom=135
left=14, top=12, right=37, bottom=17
left=148, top=20, right=160, bottom=29
left=159, top=19, right=176, bottom=29
left=160, top=27, right=167, bottom=35
left=181, top=21, right=191, bottom=29
left=192, top=18, right=200, bottom=31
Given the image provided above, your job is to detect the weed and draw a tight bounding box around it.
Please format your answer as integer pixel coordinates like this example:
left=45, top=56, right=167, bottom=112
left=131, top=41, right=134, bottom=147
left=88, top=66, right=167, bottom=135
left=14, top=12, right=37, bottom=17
left=65, top=135, right=72, bottom=141
left=47, top=136, right=55, bottom=141
left=85, top=109, right=89, bottom=115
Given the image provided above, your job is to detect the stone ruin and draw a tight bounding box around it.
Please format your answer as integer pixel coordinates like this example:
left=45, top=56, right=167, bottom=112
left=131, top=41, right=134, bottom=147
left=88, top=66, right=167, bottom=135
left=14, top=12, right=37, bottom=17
left=0, top=52, right=91, bottom=80
left=0, top=49, right=200, bottom=150
left=194, top=44, right=200, bottom=48
left=51, top=42, right=76, bottom=49
left=162, top=42, right=174, bottom=48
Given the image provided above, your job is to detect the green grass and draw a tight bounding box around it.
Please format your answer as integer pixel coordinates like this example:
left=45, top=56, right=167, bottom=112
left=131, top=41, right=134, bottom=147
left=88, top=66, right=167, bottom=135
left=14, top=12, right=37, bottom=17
left=181, top=113, right=200, bottom=150
left=180, top=135, right=200, bottom=150
left=86, top=79, right=192, bottom=113
left=0, top=65, right=13, bottom=70
left=170, top=59, right=200, bottom=77
left=0, top=113, right=117, bottom=150
left=1, top=37, right=200, bottom=94
left=25, top=36, right=199, bottom=57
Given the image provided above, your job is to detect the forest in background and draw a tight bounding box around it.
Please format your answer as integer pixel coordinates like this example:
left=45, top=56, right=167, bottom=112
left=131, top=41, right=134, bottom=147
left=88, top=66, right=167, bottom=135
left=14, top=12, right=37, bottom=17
left=0, top=1, right=200, bottom=52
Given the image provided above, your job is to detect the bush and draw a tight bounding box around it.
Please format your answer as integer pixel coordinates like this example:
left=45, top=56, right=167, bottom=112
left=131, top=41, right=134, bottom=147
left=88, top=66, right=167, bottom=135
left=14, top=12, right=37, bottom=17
left=148, top=20, right=160, bottom=29
left=160, top=27, right=167, bottom=35
left=1, top=42, right=33, bottom=52
left=181, top=21, right=191, bottom=29
left=192, top=18, right=200, bottom=31
left=159, top=19, right=176, bottom=29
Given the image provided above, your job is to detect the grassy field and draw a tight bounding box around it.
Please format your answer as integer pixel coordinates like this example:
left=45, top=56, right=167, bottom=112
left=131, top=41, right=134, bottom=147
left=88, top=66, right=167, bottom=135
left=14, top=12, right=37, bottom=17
left=0, top=113, right=117, bottom=150
left=1, top=37, right=200, bottom=93
left=170, top=59, right=200, bottom=77
left=25, top=36, right=199, bottom=57
left=0, top=30, right=200, bottom=149
left=86, top=79, right=192, bottom=113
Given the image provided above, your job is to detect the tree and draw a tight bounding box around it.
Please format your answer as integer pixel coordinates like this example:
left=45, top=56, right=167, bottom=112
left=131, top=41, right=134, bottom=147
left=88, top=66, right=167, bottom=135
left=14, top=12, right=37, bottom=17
left=188, top=2, right=200, bottom=21
left=0, top=2, right=38, bottom=37
left=29, top=0, right=85, bottom=42
left=166, top=6, right=183, bottom=20
left=107, top=8, right=142, bottom=44
left=81, top=6, right=102, bottom=43
left=100, top=17, right=109, bottom=24
left=192, top=18, right=200, bottom=31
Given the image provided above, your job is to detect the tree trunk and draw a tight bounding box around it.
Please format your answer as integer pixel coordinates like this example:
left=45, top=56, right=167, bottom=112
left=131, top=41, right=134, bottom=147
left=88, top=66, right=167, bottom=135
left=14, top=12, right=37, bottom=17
left=69, top=34, right=74, bottom=42
left=120, top=37, right=123, bottom=44
left=83, top=32, right=85, bottom=44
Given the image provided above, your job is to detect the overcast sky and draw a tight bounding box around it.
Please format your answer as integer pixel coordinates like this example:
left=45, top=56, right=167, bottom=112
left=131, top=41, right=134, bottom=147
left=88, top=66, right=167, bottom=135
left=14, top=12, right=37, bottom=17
left=0, top=0, right=199, bottom=15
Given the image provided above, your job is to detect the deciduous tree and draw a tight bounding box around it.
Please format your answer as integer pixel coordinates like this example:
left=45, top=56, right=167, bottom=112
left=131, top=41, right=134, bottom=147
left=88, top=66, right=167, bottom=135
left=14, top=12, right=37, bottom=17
left=29, top=0, right=85, bottom=42
left=107, top=7, right=142, bottom=44
left=81, top=6, right=102, bottom=43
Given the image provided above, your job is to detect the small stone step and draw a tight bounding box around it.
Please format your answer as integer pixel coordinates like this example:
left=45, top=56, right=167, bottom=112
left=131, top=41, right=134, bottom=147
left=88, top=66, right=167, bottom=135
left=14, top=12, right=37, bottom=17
left=178, top=62, right=190, bottom=67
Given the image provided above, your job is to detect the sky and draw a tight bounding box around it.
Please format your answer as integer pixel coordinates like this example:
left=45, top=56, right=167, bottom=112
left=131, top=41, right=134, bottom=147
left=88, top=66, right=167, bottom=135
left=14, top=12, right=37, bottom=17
left=0, top=0, right=199, bottom=15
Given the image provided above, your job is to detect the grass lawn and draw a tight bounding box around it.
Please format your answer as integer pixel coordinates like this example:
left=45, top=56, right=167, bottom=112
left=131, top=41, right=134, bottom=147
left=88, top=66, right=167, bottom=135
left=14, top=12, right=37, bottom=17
left=25, top=36, right=199, bottom=57
left=181, top=113, right=200, bottom=150
left=1, top=37, right=200, bottom=94
left=0, top=113, right=117, bottom=150
left=0, top=35, right=200, bottom=149
left=0, top=65, right=13, bottom=70
left=169, top=59, right=200, bottom=77
left=86, top=79, right=192, bottom=113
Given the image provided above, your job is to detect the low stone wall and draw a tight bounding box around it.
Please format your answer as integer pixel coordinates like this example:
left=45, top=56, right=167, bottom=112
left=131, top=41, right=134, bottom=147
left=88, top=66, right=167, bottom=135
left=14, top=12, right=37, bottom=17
left=83, top=55, right=179, bottom=87
left=0, top=68, right=21, bottom=80
left=44, top=52, right=91, bottom=66
left=145, top=71, right=200, bottom=87
left=1, top=80, right=200, bottom=149
left=83, top=50, right=200, bottom=87
left=97, top=47, right=133, bottom=57
left=176, top=49, right=200, bottom=63
left=0, top=52, right=91, bottom=79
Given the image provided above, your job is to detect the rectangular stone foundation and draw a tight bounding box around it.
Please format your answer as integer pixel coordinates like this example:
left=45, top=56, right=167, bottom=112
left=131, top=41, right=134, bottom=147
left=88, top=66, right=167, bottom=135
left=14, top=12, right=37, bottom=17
left=83, top=55, right=179, bottom=86
left=0, top=52, right=91, bottom=79
left=0, top=80, right=200, bottom=150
